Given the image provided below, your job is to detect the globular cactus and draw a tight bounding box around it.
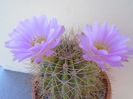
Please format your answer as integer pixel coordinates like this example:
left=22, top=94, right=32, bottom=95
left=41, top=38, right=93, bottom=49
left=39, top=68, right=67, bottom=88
left=34, top=35, right=107, bottom=99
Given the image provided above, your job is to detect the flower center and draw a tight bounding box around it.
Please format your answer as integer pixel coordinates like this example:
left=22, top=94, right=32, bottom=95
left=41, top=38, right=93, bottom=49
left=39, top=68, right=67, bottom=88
left=32, top=36, right=46, bottom=46
left=95, top=43, right=109, bottom=50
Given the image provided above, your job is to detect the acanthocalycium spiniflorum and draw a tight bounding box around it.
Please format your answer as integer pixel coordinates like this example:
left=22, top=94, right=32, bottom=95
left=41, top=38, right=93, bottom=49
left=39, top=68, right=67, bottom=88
left=6, top=15, right=133, bottom=99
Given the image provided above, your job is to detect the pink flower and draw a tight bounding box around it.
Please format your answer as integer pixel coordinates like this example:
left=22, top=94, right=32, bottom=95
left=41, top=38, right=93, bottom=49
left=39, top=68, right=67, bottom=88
left=79, top=22, right=133, bottom=70
left=6, top=16, right=65, bottom=63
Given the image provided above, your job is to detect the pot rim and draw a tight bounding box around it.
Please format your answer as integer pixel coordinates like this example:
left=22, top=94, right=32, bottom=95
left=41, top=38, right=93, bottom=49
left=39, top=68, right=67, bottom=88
left=102, top=71, right=112, bottom=99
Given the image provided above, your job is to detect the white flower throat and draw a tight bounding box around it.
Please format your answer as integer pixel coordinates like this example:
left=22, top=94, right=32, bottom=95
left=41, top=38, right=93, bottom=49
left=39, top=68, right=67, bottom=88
left=32, top=35, right=46, bottom=46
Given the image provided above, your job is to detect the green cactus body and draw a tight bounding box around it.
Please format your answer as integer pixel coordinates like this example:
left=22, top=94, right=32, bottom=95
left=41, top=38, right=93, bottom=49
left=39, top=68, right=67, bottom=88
left=37, top=36, right=107, bottom=99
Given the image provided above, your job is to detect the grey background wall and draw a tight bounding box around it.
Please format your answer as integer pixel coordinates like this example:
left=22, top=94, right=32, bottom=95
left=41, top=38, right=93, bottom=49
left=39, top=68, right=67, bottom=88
left=0, top=0, right=133, bottom=98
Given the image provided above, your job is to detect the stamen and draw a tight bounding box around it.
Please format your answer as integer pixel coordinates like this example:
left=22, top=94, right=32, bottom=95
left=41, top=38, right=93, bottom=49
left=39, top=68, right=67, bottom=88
left=95, top=42, right=109, bottom=50
left=32, top=35, right=46, bottom=46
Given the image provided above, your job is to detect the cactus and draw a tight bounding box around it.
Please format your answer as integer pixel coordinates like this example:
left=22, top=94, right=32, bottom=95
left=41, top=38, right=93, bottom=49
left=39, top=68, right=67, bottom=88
left=34, top=34, right=107, bottom=99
